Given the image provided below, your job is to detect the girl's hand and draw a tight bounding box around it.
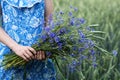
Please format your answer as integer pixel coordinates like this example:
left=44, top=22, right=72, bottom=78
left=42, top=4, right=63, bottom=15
left=12, top=44, right=36, bottom=61
left=35, top=51, right=46, bottom=60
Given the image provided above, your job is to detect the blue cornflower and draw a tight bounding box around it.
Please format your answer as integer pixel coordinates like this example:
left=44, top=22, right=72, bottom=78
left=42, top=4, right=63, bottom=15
left=58, top=43, right=63, bottom=50
left=69, top=17, right=75, bottom=26
left=91, top=56, right=97, bottom=68
left=88, top=40, right=95, bottom=47
left=68, top=12, right=73, bottom=17
left=72, top=46, right=77, bottom=51
left=93, top=63, right=97, bottom=68
left=58, top=28, right=66, bottom=35
left=46, top=51, right=52, bottom=57
left=79, top=18, right=86, bottom=24
left=86, top=26, right=91, bottom=31
left=84, top=43, right=89, bottom=49
left=70, top=20, right=74, bottom=26
left=60, top=11, right=64, bottom=15
left=75, top=18, right=81, bottom=27
left=92, top=56, right=96, bottom=62
left=44, top=27, right=51, bottom=32
left=60, top=28, right=66, bottom=33
left=77, top=61, right=81, bottom=66
left=50, top=21, right=55, bottom=29
left=69, top=6, right=78, bottom=12
left=49, top=32, right=56, bottom=38
left=72, top=60, right=77, bottom=66
left=41, top=35, right=47, bottom=41
left=79, top=54, right=87, bottom=60
left=48, top=14, right=53, bottom=24
left=74, top=7, right=78, bottom=12
left=70, top=35, right=76, bottom=43
left=80, top=32, right=85, bottom=38
left=54, top=36, right=60, bottom=43
left=78, top=30, right=85, bottom=38
left=78, top=48, right=85, bottom=53
left=78, top=39, right=84, bottom=43
left=69, top=35, right=73, bottom=39
left=90, top=49, right=95, bottom=56
left=112, top=50, right=118, bottom=56
left=49, top=39, right=54, bottom=43
left=70, top=5, right=73, bottom=9
left=55, top=22, right=61, bottom=26
left=70, top=53, right=75, bottom=57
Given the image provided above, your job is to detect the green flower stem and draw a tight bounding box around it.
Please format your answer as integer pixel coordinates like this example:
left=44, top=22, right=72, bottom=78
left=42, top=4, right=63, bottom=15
left=54, top=56, right=66, bottom=80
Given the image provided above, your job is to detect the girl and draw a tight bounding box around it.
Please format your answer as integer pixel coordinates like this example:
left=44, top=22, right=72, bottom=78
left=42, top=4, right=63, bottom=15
left=0, top=0, right=56, bottom=80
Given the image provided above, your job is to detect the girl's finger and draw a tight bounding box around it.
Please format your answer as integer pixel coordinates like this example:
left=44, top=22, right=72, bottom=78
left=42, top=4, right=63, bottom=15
left=35, top=52, right=37, bottom=59
left=27, top=46, right=36, bottom=55
left=22, top=54, right=29, bottom=61
left=37, top=51, right=41, bottom=60
left=41, top=51, right=45, bottom=60
left=24, top=52, right=31, bottom=60
left=36, top=51, right=39, bottom=60
left=39, top=51, right=43, bottom=60
left=26, top=50, right=33, bottom=59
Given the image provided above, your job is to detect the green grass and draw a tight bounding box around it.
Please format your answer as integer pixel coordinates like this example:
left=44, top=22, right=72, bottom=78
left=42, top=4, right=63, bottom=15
left=53, top=0, right=120, bottom=80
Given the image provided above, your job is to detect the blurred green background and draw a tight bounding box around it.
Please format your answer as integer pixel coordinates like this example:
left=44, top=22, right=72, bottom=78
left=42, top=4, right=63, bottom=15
left=53, top=0, right=120, bottom=80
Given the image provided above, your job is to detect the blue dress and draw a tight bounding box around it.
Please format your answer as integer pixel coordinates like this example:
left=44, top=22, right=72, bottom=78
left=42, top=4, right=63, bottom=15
left=0, top=0, right=56, bottom=80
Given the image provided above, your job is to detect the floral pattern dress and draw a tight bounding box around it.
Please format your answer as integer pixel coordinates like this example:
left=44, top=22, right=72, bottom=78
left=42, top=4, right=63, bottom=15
left=0, top=0, right=56, bottom=80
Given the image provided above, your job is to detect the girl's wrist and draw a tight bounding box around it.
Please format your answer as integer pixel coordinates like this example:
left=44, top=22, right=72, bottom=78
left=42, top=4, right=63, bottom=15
left=9, top=42, right=19, bottom=51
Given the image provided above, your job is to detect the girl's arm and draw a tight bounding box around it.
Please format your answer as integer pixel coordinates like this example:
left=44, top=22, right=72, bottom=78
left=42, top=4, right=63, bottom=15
left=0, top=27, right=18, bottom=50
left=45, top=0, right=54, bottom=24
left=0, top=27, right=36, bottom=61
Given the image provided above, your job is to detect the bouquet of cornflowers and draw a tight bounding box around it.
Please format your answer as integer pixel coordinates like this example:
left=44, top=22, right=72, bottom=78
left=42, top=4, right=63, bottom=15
left=2, top=7, right=105, bottom=74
